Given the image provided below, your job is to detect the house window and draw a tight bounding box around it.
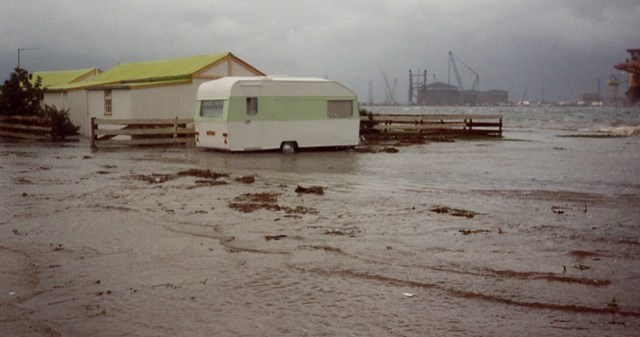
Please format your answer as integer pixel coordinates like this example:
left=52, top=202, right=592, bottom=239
left=104, top=90, right=112, bottom=116
left=246, top=97, right=258, bottom=115
left=327, top=100, right=353, bottom=118
left=200, top=100, right=224, bottom=118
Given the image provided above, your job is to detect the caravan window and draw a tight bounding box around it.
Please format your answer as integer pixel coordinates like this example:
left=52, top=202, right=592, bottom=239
left=246, top=97, right=258, bottom=115
left=327, top=100, right=353, bottom=118
left=200, top=100, right=224, bottom=118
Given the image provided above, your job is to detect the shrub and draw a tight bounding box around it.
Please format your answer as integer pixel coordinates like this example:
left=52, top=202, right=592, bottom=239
left=41, top=105, right=79, bottom=141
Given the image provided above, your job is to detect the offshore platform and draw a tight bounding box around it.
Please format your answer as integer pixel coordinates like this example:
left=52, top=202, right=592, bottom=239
left=615, top=49, right=640, bottom=104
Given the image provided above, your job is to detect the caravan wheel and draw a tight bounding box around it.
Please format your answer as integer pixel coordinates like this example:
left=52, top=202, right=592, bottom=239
left=281, top=142, right=297, bottom=154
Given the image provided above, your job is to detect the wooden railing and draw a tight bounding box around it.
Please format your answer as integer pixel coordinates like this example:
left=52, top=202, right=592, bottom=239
left=360, top=113, right=503, bottom=139
left=0, top=115, right=56, bottom=141
left=90, top=117, right=195, bottom=148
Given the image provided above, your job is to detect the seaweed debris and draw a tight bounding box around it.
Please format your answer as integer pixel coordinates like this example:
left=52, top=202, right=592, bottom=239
left=430, top=205, right=476, bottom=218
left=295, top=185, right=325, bottom=195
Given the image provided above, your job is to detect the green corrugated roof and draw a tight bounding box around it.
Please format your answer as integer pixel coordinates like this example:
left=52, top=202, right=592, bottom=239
left=49, top=53, right=230, bottom=91
left=32, top=68, right=98, bottom=88
left=97, top=53, right=228, bottom=82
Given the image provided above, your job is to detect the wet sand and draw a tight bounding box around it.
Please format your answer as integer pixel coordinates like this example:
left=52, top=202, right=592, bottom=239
left=1, top=131, right=640, bottom=336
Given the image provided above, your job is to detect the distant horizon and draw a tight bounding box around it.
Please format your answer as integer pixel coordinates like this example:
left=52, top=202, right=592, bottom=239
left=4, top=47, right=635, bottom=104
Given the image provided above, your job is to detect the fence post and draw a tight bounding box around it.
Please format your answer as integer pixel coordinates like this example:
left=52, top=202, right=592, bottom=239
left=173, top=117, right=178, bottom=143
left=46, top=116, right=56, bottom=142
left=90, top=117, right=96, bottom=148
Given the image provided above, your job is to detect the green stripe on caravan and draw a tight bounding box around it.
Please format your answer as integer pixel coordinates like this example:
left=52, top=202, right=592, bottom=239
left=224, top=96, right=357, bottom=122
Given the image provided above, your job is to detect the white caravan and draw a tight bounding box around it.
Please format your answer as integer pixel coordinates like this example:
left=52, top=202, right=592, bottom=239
left=194, top=76, right=360, bottom=152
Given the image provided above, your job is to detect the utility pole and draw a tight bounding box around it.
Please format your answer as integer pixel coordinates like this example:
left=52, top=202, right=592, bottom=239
left=17, top=48, right=39, bottom=69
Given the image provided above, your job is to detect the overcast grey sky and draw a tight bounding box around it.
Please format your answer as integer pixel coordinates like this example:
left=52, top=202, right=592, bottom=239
left=2, top=0, right=637, bottom=103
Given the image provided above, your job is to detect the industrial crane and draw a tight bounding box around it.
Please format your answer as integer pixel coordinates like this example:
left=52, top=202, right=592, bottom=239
left=380, top=68, right=398, bottom=105
left=448, top=51, right=479, bottom=91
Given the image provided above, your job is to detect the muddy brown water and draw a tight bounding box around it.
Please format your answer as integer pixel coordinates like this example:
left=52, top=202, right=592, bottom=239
left=1, top=129, right=640, bottom=336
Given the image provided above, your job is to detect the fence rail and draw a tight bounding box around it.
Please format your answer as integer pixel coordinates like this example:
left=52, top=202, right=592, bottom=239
left=360, top=113, right=503, bottom=139
left=0, top=115, right=56, bottom=141
left=5, top=114, right=503, bottom=147
left=90, top=117, right=195, bottom=148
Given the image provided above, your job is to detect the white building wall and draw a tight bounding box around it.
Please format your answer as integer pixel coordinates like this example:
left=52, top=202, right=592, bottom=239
left=231, top=62, right=259, bottom=76
left=199, top=61, right=228, bottom=77
left=86, top=91, right=103, bottom=124
left=129, top=83, right=197, bottom=120
left=198, top=59, right=259, bottom=77
left=42, top=92, right=65, bottom=111
left=43, top=90, right=91, bottom=135
left=88, top=89, right=133, bottom=120
left=64, top=91, right=89, bottom=134
left=87, top=89, right=131, bottom=115
left=112, top=90, right=132, bottom=119
left=83, top=89, right=133, bottom=136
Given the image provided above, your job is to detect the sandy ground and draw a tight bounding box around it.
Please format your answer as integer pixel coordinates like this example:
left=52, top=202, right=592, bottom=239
left=1, top=136, right=640, bottom=336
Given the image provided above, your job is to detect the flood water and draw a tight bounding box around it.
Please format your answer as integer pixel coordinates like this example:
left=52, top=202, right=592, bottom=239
left=1, top=106, right=640, bottom=336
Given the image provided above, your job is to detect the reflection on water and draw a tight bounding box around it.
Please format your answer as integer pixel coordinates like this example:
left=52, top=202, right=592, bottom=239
left=194, top=149, right=362, bottom=176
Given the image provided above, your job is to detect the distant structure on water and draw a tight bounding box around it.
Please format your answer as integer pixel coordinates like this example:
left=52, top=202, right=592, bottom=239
left=407, top=51, right=508, bottom=106
left=408, top=69, right=428, bottom=105
left=407, top=77, right=508, bottom=106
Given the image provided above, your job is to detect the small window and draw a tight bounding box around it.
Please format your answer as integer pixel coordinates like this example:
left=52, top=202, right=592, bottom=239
left=246, top=97, right=258, bottom=115
left=327, top=100, right=353, bottom=118
left=200, top=100, right=224, bottom=118
left=104, top=90, right=112, bottom=116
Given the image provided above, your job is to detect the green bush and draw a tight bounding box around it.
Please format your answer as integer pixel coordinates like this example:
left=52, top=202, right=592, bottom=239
left=41, top=105, right=79, bottom=141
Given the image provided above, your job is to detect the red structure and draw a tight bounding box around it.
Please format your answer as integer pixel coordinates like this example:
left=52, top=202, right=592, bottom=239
left=615, top=49, right=640, bottom=104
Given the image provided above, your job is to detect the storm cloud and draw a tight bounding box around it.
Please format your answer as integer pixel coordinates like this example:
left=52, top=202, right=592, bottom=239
left=2, top=0, right=637, bottom=102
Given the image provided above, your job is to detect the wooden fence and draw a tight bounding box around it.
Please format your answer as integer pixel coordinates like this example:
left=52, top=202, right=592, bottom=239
left=90, top=117, right=195, bottom=148
left=360, top=113, right=503, bottom=139
left=0, top=115, right=56, bottom=141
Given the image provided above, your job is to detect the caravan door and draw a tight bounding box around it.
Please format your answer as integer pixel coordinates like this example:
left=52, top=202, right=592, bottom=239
left=239, top=96, right=262, bottom=150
